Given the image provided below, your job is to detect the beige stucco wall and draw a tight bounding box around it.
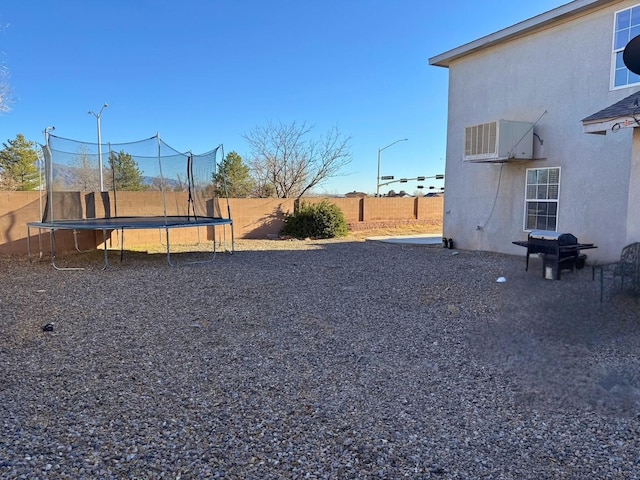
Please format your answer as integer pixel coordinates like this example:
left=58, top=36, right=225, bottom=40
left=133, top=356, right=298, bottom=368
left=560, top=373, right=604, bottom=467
left=628, top=128, right=640, bottom=243
left=441, top=0, right=639, bottom=262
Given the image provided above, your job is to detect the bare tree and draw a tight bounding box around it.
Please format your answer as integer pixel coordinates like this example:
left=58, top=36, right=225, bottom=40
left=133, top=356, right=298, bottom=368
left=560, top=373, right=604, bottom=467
left=244, top=121, right=351, bottom=198
left=71, top=145, right=100, bottom=191
left=173, top=172, right=187, bottom=192
left=146, top=173, right=187, bottom=192
left=0, top=22, right=13, bottom=113
left=0, top=65, right=10, bottom=113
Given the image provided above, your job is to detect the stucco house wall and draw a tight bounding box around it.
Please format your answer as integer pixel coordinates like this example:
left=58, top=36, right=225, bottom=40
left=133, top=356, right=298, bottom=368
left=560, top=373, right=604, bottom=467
left=431, top=0, right=640, bottom=262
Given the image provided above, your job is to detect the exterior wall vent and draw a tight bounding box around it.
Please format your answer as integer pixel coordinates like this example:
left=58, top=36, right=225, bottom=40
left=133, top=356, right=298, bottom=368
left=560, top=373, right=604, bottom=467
left=464, top=120, right=534, bottom=162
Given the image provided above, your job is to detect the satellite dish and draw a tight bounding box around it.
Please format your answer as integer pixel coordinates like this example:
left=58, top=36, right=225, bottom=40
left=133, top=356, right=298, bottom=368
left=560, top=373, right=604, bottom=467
left=623, top=36, right=640, bottom=75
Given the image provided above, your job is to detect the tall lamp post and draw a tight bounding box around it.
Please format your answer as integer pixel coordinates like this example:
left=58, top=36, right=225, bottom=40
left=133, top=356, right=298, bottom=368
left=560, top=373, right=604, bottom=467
left=88, top=103, right=109, bottom=191
left=377, top=138, right=408, bottom=196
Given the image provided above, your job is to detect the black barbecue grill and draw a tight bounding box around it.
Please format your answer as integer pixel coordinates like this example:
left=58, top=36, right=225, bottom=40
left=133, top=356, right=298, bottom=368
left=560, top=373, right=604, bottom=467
left=512, top=230, right=597, bottom=280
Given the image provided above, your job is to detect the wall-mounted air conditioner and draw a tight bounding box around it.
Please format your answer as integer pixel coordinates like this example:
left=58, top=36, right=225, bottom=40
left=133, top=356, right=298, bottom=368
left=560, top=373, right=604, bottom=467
left=463, top=120, right=534, bottom=163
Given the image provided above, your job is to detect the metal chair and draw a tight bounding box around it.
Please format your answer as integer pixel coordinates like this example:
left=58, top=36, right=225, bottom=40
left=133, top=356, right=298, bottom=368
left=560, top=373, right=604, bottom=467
left=596, top=242, right=640, bottom=301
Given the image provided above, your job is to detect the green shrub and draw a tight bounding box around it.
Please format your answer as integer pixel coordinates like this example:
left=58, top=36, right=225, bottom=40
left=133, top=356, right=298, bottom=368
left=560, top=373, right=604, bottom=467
left=281, top=200, right=348, bottom=239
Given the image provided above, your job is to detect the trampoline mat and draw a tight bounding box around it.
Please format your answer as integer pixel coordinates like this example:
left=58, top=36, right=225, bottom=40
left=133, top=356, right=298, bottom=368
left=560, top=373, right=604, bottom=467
left=28, top=216, right=232, bottom=231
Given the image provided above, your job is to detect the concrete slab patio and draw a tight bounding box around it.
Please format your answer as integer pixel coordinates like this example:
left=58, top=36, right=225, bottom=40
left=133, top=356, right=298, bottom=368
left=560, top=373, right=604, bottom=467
left=366, top=233, right=443, bottom=245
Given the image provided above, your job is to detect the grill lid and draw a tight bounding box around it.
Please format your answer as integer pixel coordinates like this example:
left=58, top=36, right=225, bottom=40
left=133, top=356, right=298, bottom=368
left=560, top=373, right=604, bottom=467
left=529, top=230, right=578, bottom=245
left=529, top=230, right=561, bottom=240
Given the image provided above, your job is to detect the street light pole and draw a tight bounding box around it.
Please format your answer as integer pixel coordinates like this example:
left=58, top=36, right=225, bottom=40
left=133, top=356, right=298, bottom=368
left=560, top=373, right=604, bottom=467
left=376, top=138, right=408, bottom=196
left=88, top=103, right=109, bottom=191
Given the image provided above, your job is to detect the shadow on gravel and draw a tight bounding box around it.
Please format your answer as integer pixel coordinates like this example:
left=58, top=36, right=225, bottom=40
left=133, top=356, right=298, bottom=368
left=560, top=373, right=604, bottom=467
left=470, top=255, right=640, bottom=417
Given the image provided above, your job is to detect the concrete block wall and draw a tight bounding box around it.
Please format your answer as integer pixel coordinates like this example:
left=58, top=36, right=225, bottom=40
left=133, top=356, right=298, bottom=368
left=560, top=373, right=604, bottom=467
left=0, top=192, right=42, bottom=254
left=1, top=192, right=443, bottom=255
left=297, top=198, right=362, bottom=223
left=228, top=198, right=296, bottom=239
left=363, top=197, right=416, bottom=222
left=298, top=196, right=444, bottom=226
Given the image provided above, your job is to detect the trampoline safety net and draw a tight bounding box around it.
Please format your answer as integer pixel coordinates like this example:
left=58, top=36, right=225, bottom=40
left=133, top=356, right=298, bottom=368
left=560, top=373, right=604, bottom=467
left=41, top=133, right=229, bottom=223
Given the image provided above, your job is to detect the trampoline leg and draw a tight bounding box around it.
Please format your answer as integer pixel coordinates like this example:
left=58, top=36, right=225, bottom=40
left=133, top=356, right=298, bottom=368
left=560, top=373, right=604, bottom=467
left=166, top=227, right=173, bottom=266
left=71, top=229, right=97, bottom=254
left=50, top=230, right=84, bottom=271
left=120, top=228, right=125, bottom=263
left=73, top=230, right=80, bottom=252
left=220, top=222, right=234, bottom=254
left=30, top=224, right=43, bottom=260
left=27, top=225, right=45, bottom=262
left=223, top=222, right=234, bottom=254
left=50, top=229, right=56, bottom=266
left=164, top=224, right=226, bottom=267
left=102, top=229, right=109, bottom=270
left=27, top=225, right=34, bottom=263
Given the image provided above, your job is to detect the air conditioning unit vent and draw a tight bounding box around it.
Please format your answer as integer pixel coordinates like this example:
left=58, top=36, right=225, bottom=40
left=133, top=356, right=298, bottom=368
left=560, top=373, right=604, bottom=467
left=464, top=120, right=534, bottom=162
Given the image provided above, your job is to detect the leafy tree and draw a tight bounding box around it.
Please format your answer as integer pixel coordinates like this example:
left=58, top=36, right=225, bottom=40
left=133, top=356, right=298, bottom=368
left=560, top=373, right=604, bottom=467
left=213, top=151, right=255, bottom=197
left=0, top=134, right=40, bottom=190
left=108, top=150, right=146, bottom=191
left=244, top=121, right=352, bottom=198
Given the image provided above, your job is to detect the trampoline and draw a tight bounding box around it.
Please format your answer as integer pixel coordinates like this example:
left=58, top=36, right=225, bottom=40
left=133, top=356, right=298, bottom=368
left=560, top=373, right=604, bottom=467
left=28, top=133, right=234, bottom=270
left=28, top=216, right=233, bottom=270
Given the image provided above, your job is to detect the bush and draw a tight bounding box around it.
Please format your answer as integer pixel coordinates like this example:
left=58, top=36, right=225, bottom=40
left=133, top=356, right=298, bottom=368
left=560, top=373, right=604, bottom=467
left=281, top=200, right=348, bottom=239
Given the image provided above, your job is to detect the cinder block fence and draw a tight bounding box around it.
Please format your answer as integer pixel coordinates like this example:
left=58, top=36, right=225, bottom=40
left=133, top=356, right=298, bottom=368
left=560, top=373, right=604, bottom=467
left=0, top=192, right=443, bottom=255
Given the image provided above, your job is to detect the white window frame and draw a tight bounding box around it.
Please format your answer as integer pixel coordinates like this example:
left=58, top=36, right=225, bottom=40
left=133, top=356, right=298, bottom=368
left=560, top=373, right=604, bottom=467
left=523, top=167, right=560, bottom=232
left=611, top=4, right=640, bottom=90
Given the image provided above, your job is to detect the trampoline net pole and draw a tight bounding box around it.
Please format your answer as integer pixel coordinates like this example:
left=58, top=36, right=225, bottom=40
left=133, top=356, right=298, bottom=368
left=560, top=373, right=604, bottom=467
left=42, top=140, right=53, bottom=223
left=157, top=133, right=168, bottom=222
left=218, top=144, right=233, bottom=222
left=187, top=152, right=195, bottom=221
left=109, top=142, right=118, bottom=219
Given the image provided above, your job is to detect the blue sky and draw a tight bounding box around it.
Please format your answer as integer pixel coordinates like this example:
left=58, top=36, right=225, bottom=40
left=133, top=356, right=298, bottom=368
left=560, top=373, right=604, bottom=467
left=1, top=0, right=567, bottom=195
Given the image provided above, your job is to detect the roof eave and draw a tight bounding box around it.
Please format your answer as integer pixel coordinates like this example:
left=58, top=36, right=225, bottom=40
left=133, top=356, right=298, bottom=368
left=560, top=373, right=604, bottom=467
left=583, top=116, right=638, bottom=134
left=429, top=0, right=614, bottom=68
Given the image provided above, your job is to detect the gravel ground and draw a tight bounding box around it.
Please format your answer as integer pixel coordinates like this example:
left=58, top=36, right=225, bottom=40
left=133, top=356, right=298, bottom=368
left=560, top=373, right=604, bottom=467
left=1, top=238, right=640, bottom=479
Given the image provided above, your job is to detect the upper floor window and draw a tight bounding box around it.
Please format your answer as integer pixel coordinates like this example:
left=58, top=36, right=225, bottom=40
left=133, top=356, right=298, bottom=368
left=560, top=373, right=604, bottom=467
left=613, top=5, right=640, bottom=88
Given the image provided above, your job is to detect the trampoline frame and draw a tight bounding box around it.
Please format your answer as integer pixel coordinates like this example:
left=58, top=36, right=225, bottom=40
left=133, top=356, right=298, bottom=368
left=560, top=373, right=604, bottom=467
left=28, top=216, right=234, bottom=270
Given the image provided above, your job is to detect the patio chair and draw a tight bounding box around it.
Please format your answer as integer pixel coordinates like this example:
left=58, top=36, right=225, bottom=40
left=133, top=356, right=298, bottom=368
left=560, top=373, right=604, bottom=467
left=597, top=242, right=640, bottom=301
